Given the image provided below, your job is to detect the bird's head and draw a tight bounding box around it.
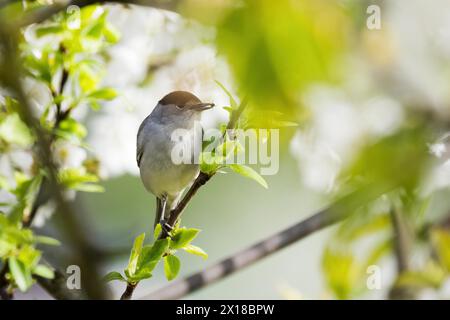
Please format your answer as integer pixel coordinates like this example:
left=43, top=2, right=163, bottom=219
left=153, top=91, right=214, bottom=125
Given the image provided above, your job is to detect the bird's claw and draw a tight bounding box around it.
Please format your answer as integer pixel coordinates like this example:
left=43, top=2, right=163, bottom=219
left=159, top=219, right=173, bottom=235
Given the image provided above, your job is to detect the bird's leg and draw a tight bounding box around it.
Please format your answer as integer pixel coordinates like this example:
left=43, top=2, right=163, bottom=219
left=158, top=195, right=173, bottom=235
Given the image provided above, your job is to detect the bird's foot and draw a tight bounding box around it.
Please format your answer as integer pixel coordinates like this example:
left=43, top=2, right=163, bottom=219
left=159, top=219, right=173, bottom=236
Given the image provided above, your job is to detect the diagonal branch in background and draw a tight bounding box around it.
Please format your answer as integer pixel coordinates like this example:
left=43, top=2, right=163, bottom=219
left=141, top=185, right=387, bottom=300
left=0, top=24, right=108, bottom=299
left=388, top=205, right=415, bottom=299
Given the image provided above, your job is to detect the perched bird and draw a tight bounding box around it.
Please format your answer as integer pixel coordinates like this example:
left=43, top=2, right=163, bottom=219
left=136, top=91, right=214, bottom=229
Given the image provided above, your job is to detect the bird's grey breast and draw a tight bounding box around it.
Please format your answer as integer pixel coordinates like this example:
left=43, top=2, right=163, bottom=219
left=137, top=114, right=200, bottom=197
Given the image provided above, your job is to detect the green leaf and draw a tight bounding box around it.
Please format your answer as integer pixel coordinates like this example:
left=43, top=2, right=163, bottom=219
left=88, top=100, right=101, bottom=111
left=9, top=257, right=32, bottom=292
left=397, top=262, right=446, bottom=289
left=58, top=118, right=88, bottom=139
left=129, top=268, right=153, bottom=282
left=170, top=228, right=200, bottom=249
left=153, top=223, right=162, bottom=240
left=164, top=255, right=181, bottom=281
left=322, top=247, right=362, bottom=300
left=32, top=265, right=54, bottom=279
left=35, top=25, right=64, bottom=37
left=126, top=233, right=145, bottom=276
left=199, top=152, right=224, bottom=175
left=136, top=238, right=169, bottom=273
left=215, top=80, right=237, bottom=109
left=73, top=183, right=104, bottom=193
left=244, top=109, right=298, bottom=129
left=58, top=168, right=104, bottom=193
left=88, top=88, right=118, bottom=101
left=77, top=63, right=100, bottom=93
left=35, top=236, right=61, bottom=246
left=0, top=175, right=9, bottom=189
left=183, top=244, right=208, bottom=260
left=103, top=271, right=126, bottom=283
left=0, top=113, right=34, bottom=147
left=336, top=213, right=390, bottom=242
left=103, top=24, right=121, bottom=44
left=228, top=164, right=268, bottom=189
left=223, top=106, right=233, bottom=114
left=432, top=229, right=450, bottom=272
left=365, top=239, right=391, bottom=267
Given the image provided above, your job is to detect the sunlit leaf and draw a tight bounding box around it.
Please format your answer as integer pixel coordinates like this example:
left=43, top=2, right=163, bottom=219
left=228, top=164, right=268, bottom=189
left=103, top=271, right=126, bottom=283
left=164, top=255, right=181, bottom=281
left=0, top=113, right=34, bottom=147
left=126, top=233, right=145, bottom=276
left=32, top=265, right=54, bottom=279
left=136, top=238, right=169, bottom=273
left=431, top=229, right=450, bottom=272
left=183, top=244, right=208, bottom=260
left=9, top=257, right=32, bottom=292
left=170, top=228, right=200, bottom=249
left=87, top=88, right=118, bottom=101
left=34, top=236, right=61, bottom=246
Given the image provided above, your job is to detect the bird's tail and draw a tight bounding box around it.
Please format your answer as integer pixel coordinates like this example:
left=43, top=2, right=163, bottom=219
left=154, top=197, right=163, bottom=229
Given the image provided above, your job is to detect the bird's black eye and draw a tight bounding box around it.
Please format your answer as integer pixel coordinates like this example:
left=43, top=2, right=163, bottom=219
left=175, top=104, right=184, bottom=110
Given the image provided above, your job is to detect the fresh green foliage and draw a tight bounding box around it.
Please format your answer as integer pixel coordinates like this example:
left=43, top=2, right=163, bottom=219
left=199, top=83, right=269, bottom=189
left=0, top=113, right=34, bottom=148
left=0, top=213, right=59, bottom=292
left=0, top=4, right=119, bottom=296
left=105, top=225, right=207, bottom=285
left=228, top=164, right=268, bottom=189
left=58, top=168, right=104, bottom=193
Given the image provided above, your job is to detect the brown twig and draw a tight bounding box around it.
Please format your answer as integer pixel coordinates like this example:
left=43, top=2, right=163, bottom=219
left=0, top=264, right=12, bottom=300
left=120, top=283, right=136, bottom=300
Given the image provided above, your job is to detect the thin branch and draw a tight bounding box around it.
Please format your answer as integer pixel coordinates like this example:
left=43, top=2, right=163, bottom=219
left=0, top=264, right=12, bottom=299
left=388, top=205, right=415, bottom=299
left=35, top=262, right=85, bottom=300
left=160, top=171, right=211, bottom=239
left=390, top=207, right=411, bottom=274
left=120, top=283, right=136, bottom=300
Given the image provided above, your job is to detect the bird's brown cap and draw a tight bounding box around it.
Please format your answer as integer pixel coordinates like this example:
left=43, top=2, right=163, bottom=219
left=159, top=91, right=202, bottom=108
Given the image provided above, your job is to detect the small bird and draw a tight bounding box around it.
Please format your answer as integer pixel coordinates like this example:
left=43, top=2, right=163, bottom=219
left=136, top=91, right=214, bottom=230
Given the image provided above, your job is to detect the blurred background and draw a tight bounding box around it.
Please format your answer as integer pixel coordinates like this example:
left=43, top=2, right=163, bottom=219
left=1, top=0, right=450, bottom=300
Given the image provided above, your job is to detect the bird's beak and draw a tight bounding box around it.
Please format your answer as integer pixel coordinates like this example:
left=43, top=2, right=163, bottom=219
left=189, top=102, right=215, bottom=111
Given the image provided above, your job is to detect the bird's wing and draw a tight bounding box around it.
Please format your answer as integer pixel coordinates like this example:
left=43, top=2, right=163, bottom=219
left=136, top=117, right=148, bottom=168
